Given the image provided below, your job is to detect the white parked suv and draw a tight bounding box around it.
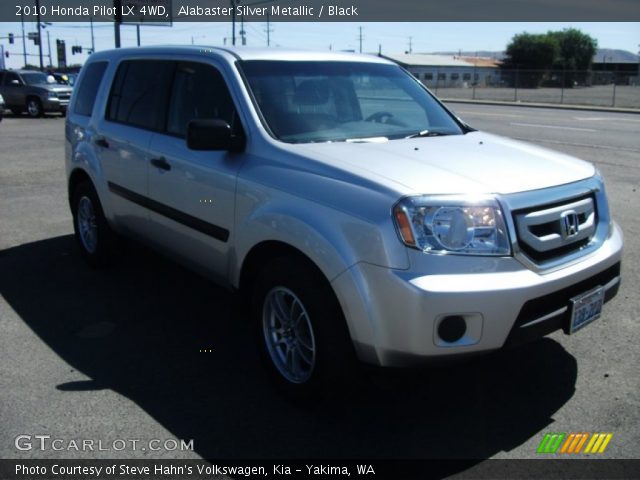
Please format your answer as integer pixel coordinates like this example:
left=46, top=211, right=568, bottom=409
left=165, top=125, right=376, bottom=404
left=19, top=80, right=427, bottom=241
left=65, top=46, right=623, bottom=396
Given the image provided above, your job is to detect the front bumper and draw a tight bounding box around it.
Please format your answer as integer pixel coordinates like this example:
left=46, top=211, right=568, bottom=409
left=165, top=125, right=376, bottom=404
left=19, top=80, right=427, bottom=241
left=43, top=97, right=70, bottom=112
left=332, top=222, right=623, bottom=367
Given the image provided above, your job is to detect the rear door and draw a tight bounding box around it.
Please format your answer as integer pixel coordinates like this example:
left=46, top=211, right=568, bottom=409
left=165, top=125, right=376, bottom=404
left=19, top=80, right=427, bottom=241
left=146, top=60, right=245, bottom=281
left=96, top=59, right=174, bottom=238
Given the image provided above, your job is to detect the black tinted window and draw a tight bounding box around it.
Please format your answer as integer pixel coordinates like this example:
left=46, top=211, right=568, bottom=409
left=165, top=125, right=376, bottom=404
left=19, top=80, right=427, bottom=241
left=107, top=60, right=173, bottom=130
left=4, top=72, right=20, bottom=85
left=73, top=62, right=107, bottom=116
left=166, top=62, right=236, bottom=137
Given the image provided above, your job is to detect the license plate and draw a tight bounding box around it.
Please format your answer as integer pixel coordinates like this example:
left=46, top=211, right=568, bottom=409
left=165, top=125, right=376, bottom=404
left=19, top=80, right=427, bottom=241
left=569, top=286, right=605, bottom=334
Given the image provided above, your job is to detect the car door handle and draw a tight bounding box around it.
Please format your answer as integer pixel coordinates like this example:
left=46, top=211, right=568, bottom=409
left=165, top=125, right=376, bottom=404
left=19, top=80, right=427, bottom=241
left=150, top=157, right=171, bottom=171
left=94, top=136, right=109, bottom=148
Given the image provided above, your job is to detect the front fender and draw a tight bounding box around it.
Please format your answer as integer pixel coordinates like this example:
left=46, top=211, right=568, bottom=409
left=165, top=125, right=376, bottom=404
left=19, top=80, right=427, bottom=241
left=232, top=190, right=409, bottom=288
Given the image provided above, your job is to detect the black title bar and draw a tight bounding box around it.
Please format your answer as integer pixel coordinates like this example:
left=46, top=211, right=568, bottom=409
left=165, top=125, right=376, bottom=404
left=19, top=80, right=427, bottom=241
left=2, top=459, right=640, bottom=479
left=2, top=0, right=639, bottom=22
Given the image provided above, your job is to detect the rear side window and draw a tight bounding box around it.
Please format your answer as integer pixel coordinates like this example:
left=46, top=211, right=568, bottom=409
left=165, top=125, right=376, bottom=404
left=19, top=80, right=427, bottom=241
left=73, top=61, right=107, bottom=116
left=107, top=60, right=173, bottom=131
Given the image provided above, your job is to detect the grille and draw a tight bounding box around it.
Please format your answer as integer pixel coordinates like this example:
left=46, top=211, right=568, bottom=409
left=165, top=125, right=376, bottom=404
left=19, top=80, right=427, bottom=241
left=513, top=194, right=597, bottom=263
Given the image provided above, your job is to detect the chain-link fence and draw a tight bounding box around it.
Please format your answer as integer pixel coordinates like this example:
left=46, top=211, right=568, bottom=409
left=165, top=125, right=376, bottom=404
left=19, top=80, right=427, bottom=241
left=428, top=69, right=640, bottom=109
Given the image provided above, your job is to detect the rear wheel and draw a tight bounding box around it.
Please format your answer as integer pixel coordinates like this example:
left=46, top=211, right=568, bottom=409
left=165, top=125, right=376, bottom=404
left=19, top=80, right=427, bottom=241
left=71, top=181, right=117, bottom=267
left=26, top=97, right=43, bottom=118
left=252, top=256, right=361, bottom=400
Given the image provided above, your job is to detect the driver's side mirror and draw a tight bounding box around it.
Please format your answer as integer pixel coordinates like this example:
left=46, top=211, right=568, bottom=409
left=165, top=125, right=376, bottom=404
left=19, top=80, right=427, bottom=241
left=186, top=119, right=245, bottom=152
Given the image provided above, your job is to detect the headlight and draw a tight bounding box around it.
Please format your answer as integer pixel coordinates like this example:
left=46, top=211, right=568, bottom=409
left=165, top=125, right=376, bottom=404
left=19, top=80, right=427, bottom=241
left=393, top=195, right=511, bottom=256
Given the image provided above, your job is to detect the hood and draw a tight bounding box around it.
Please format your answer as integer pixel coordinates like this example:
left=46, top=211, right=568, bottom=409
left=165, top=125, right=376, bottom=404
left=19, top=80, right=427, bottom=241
left=44, top=84, right=73, bottom=94
left=293, top=131, right=595, bottom=195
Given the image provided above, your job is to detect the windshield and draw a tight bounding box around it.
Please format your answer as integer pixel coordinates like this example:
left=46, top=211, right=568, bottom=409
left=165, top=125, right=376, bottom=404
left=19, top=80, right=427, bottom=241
left=240, top=60, right=464, bottom=143
left=21, top=72, right=49, bottom=85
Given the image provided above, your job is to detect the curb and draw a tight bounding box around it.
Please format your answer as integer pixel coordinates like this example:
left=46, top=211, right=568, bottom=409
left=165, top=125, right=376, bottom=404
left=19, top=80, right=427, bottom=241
left=441, top=98, right=640, bottom=115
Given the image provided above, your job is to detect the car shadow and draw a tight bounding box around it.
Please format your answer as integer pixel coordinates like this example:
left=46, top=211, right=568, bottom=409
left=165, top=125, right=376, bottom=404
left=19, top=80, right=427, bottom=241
left=0, top=235, right=577, bottom=470
left=1, top=111, right=64, bottom=119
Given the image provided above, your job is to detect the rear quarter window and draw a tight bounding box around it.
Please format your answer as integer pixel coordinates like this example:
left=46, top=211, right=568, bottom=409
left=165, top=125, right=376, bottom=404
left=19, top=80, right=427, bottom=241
left=73, top=61, right=108, bottom=117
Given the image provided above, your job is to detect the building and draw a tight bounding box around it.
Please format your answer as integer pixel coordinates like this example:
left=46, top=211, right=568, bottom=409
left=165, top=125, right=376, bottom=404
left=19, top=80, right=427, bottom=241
left=380, top=53, right=502, bottom=88
left=591, top=49, right=640, bottom=85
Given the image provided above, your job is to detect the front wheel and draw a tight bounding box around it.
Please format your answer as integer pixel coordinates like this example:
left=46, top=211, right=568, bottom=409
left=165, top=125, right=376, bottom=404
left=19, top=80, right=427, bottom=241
left=26, top=98, right=43, bottom=118
left=71, top=181, right=117, bottom=267
left=252, top=256, right=361, bottom=400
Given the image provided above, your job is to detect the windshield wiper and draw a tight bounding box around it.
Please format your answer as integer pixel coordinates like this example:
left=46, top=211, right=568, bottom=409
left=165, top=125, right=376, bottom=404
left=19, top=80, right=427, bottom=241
left=405, top=130, right=450, bottom=139
left=345, top=136, right=389, bottom=143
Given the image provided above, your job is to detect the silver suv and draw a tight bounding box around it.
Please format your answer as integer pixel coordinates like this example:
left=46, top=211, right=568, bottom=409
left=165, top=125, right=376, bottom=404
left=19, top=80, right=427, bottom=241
left=65, top=46, right=623, bottom=396
left=0, top=70, right=73, bottom=117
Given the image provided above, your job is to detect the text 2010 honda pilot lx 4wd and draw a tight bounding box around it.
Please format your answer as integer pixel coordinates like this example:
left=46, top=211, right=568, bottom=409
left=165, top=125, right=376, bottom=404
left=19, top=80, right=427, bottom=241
left=66, top=46, right=623, bottom=396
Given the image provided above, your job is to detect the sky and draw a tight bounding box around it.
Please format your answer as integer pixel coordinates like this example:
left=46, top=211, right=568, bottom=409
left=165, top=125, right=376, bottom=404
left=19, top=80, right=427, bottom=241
left=1, top=21, right=639, bottom=69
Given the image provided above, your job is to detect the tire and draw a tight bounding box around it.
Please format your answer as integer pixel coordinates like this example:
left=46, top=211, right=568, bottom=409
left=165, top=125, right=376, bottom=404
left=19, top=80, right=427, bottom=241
left=26, top=97, right=43, bottom=118
left=71, top=181, right=117, bottom=268
left=252, top=256, right=361, bottom=400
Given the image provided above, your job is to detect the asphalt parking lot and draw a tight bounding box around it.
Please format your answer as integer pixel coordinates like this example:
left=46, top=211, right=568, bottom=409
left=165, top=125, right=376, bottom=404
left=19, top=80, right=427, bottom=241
left=0, top=105, right=638, bottom=470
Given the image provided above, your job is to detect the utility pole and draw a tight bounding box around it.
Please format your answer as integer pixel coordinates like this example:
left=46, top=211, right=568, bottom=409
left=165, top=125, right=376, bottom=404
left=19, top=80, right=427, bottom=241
left=408, top=36, right=413, bottom=54
left=358, top=26, right=363, bottom=53
left=46, top=30, right=52, bottom=67
left=240, top=16, right=246, bottom=45
left=35, top=0, right=44, bottom=70
left=114, top=0, right=122, bottom=48
left=231, top=0, right=236, bottom=46
left=265, top=12, right=273, bottom=46
left=136, top=25, right=141, bottom=46
left=21, top=11, right=27, bottom=67
left=90, top=18, right=95, bottom=53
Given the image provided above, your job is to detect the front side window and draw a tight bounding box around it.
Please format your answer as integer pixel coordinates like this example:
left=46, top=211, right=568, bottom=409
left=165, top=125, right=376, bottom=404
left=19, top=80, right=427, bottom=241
left=4, top=72, right=21, bottom=85
left=166, top=62, right=237, bottom=137
left=240, top=61, right=463, bottom=144
left=107, top=60, right=173, bottom=131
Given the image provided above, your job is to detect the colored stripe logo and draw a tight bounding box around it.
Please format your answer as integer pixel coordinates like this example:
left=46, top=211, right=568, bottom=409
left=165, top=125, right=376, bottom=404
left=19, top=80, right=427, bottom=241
left=537, top=433, right=612, bottom=454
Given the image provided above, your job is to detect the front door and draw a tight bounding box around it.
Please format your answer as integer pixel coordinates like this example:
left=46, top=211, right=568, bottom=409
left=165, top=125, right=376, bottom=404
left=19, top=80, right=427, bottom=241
left=146, top=61, right=245, bottom=281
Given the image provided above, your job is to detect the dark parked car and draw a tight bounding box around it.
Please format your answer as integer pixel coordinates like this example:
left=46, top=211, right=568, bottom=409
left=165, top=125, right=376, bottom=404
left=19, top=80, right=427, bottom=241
left=0, top=70, right=73, bottom=117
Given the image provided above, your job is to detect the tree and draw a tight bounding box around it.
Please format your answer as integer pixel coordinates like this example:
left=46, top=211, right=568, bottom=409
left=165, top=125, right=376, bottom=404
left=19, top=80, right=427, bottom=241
left=548, top=28, right=597, bottom=86
left=503, top=29, right=598, bottom=87
left=548, top=28, right=597, bottom=71
left=503, top=33, right=558, bottom=87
